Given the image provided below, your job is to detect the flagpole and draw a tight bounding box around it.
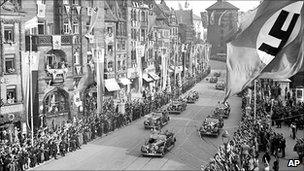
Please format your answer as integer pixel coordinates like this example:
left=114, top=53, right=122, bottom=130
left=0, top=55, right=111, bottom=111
left=254, top=79, right=257, bottom=122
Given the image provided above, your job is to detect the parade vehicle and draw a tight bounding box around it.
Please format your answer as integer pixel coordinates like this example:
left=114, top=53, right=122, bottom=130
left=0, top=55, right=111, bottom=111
left=143, top=111, right=170, bottom=129
left=166, top=99, right=187, bottom=114
left=197, top=116, right=223, bottom=137
left=209, top=77, right=218, bottom=83
left=141, top=130, right=176, bottom=157
left=186, top=91, right=199, bottom=104
left=213, top=72, right=221, bottom=77
left=214, top=103, right=231, bottom=119
left=215, top=81, right=225, bottom=91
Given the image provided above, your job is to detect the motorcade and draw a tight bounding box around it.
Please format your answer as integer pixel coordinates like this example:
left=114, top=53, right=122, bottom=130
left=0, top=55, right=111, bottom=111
left=214, top=102, right=231, bottom=119
left=186, top=91, right=199, bottom=103
left=141, top=130, right=176, bottom=157
left=213, top=72, right=221, bottom=77
left=198, top=116, right=222, bottom=137
left=167, top=100, right=187, bottom=114
left=209, top=77, right=218, bottom=83
left=144, top=111, right=170, bottom=129
left=215, top=81, right=225, bottom=91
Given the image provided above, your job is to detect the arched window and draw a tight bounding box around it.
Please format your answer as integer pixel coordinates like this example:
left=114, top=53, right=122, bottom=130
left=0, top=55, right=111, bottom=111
left=43, top=89, right=69, bottom=116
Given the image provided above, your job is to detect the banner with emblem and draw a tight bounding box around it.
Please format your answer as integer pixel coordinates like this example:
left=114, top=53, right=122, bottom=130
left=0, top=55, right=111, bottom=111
left=37, top=2, right=46, bottom=18
left=75, top=6, right=82, bottom=15
left=87, top=7, right=93, bottom=16
left=225, top=1, right=304, bottom=100
left=65, top=5, right=71, bottom=15
left=52, top=35, right=61, bottom=50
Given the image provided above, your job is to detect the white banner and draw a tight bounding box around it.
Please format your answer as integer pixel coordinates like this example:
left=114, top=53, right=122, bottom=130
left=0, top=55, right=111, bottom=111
left=87, top=7, right=93, bottom=16
left=52, top=35, right=61, bottom=50
left=137, top=45, right=145, bottom=58
left=63, top=0, right=69, bottom=5
left=75, top=6, right=82, bottom=15
left=65, top=5, right=70, bottom=14
left=37, top=3, right=46, bottom=18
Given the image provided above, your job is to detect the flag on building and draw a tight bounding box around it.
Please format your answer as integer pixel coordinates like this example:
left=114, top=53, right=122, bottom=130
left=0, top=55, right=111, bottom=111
left=86, top=7, right=99, bottom=36
left=225, top=1, right=304, bottom=100
left=24, top=52, right=40, bottom=129
left=52, top=35, right=61, bottom=50
left=210, top=11, right=215, bottom=25
left=37, top=2, right=46, bottom=18
left=24, top=17, right=38, bottom=32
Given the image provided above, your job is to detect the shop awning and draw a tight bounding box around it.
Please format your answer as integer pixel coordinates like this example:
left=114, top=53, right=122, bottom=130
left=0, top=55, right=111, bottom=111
left=119, top=77, right=131, bottom=85
left=149, top=72, right=160, bottom=80
left=105, top=78, right=120, bottom=91
left=143, top=73, right=153, bottom=82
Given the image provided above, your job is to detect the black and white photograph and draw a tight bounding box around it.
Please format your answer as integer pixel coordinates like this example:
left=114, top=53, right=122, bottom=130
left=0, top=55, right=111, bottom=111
left=0, top=0, right=303, bottom=170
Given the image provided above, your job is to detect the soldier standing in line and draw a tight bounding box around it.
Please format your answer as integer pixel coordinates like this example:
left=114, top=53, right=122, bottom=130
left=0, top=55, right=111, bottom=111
left=280, top=135, right=286, bottom=158
left=51, top=140, right=57, bottom=160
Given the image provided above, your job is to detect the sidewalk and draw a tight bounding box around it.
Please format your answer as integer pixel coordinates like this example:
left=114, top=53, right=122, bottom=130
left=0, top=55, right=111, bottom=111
left=259, top=125, right=304, bottom=171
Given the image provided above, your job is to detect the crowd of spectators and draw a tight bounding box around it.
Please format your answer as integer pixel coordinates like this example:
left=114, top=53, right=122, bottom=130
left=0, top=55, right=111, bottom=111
left=0, top=65, right=211, bottom=171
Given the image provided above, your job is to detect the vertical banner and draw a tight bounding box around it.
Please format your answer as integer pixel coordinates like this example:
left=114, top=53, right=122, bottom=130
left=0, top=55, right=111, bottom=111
left=37, top=2, right=46, bottom=18
left=75, top=6, right=82, bottom=15
left=136, top=44, right=145, bottom=93
left=26, top=52, right=40, bottom=130
left=52, top=35, right=61, bottom=50
left=65, top=5, right=71, bottom=14
left=96, top=47, right=104, bottom=114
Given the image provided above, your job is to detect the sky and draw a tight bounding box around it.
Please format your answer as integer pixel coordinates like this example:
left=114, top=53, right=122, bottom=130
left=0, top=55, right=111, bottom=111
left=158, top=0, right=261, bottom=16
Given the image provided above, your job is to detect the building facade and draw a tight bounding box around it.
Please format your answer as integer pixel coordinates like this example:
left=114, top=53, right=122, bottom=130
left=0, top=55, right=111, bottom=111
left=0, top=0, right=25, bottom=132
left=205, top=0, right=238, bottom=60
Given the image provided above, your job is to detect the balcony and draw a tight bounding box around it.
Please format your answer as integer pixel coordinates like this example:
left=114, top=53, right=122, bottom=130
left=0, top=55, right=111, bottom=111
left=31, top=35, right=73, bottom=47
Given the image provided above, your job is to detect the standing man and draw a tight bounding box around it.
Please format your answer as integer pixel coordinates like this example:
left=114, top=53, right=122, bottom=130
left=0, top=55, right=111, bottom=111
left=281, top=135, right=286, bottom=158
left=291, top=122, right=297, bottom=139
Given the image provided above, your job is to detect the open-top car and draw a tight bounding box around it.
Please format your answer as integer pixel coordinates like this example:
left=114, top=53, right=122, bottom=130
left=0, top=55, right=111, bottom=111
left=209, top=77, right=218, bottom=83
left=214, top=103, right=231, bottom=119
left=186, top=91, right=199, bottom=104
left=167, top=100, right=187, bottom=114
left=213, top=72, right=221, bottom=77
left=144, top=111, right=170, bottom=129
left=198, top=116, right=223, bottom=137
left=215, top=81, right=225, bottom=91
left=141, top=130, right=176, bottom=157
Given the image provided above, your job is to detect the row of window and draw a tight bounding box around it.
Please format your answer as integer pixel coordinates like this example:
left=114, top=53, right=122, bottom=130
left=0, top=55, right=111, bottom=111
left=130, top=9, right=148, bottom=22
left=131, top=28, right=147, bottom=41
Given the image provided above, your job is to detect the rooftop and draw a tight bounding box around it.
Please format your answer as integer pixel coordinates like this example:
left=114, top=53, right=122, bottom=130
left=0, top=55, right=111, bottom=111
left=206, top=0, right=239, bottom=11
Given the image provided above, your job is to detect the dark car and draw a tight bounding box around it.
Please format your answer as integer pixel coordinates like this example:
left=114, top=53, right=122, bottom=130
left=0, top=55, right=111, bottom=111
left=167, top=100, right=187, bottom=114
left=209, top=77, right=218, bottom=83
left=215, top=82, right=225, bottom=91
left=198, top=117, right=222, bottom=137
left=214, top=103, right=230, bottom=119
left=213, top=72, right=221, bottom=77
left=144, top=111, right=170, bottom=129
left=141, top=130, right=176, bottom=157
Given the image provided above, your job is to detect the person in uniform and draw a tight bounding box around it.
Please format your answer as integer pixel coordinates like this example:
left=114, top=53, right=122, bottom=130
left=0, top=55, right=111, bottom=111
left=51, top=140, right=57, bottom=160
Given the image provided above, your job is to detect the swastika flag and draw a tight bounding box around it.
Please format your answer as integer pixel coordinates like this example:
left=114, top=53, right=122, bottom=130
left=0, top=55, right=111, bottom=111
left=225, top=1, right=304, bottom=100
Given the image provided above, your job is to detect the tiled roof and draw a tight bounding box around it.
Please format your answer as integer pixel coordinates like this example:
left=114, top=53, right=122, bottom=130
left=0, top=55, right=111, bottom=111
left=206, top=1, right=239, bottom=11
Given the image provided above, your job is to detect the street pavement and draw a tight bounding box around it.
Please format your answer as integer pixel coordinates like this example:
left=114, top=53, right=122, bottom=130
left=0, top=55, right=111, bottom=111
left=31, top=60, right=242, bottom=170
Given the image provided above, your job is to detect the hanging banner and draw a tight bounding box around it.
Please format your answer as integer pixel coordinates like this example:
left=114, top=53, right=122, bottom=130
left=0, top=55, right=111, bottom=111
left=76, top=6, right=82, bottom=15
left=52, top=35, right=61, bottom=50
left=137, top=45, right=145, bottom=58
left=25, top=16, right=38, bottom=30
left=75, top=65, right=82, bottom=75
left=37, top=3, right=46, bottom=18
left=87, top=7, right=93, bottom=16
left=65, top=5, right=71, bottom=15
